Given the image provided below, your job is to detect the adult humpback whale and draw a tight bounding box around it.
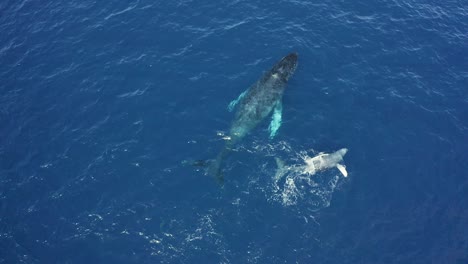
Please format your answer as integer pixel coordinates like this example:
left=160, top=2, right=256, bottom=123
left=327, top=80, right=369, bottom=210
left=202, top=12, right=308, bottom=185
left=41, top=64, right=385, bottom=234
left=209, top=53, right=298, bottom=183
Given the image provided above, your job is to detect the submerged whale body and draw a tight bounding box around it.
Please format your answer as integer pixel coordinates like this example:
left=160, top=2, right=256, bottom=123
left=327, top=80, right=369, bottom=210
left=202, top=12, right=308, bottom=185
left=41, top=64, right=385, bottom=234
left=209, top=53, right=298, bottom=184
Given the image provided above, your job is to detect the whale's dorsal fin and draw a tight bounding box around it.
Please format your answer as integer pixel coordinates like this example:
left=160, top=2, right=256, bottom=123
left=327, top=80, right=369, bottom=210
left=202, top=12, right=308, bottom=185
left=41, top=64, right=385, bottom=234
left=227, top=90, right=248, bottom=112
left=336, top=164, right=348, bottom=177
left=268, top=101, right=283, bottom=139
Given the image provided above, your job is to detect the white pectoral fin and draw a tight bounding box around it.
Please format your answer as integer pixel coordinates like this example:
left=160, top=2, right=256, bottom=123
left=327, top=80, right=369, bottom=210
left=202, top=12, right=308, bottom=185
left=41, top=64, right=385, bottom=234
left=227, top=90, right=248, bottom=112
left=268, top=102, right=283, bottom=139
left=336, top=164, right=348, bottom=177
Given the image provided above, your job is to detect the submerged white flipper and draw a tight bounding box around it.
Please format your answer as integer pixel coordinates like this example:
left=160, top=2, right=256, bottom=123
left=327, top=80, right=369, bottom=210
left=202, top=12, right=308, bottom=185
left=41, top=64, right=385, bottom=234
left=336, top=164, right=348, bottom=177
left=227, top=90, right=248, bottom=112
left=268, top=102, right=283, bottom=139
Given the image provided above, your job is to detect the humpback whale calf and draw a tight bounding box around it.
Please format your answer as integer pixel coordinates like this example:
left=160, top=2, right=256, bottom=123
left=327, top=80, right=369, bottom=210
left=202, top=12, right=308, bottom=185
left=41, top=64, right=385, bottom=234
left=209, top=53, right=298, bottom=184
left=275, top=148, right=349, bottom=181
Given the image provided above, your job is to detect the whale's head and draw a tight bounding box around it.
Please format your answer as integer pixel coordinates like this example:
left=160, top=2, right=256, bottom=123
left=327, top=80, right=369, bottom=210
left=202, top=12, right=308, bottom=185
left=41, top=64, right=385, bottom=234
left=271, top=52, right=298, bottom=82
left=336, top=148, right=348, bottom=157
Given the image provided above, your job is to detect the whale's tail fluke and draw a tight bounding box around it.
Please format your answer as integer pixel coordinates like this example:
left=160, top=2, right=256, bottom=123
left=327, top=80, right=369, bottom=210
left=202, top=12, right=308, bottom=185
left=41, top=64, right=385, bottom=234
left=274, top=157, right=288, bottom=181
left=207, top=147, right=229, bottom=185
left=183, top=145, right=230, bottom=186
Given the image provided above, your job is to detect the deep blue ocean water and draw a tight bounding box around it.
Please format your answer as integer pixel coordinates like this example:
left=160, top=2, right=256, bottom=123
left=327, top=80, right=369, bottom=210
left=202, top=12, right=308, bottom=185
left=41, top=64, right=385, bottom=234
left=1, top=0, right=467, bottom=263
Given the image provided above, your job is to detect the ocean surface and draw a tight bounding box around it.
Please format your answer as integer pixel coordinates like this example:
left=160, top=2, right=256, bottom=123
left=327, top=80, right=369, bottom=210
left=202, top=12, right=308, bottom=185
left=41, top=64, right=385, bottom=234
left=1, top=0, right=467, bottom=263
